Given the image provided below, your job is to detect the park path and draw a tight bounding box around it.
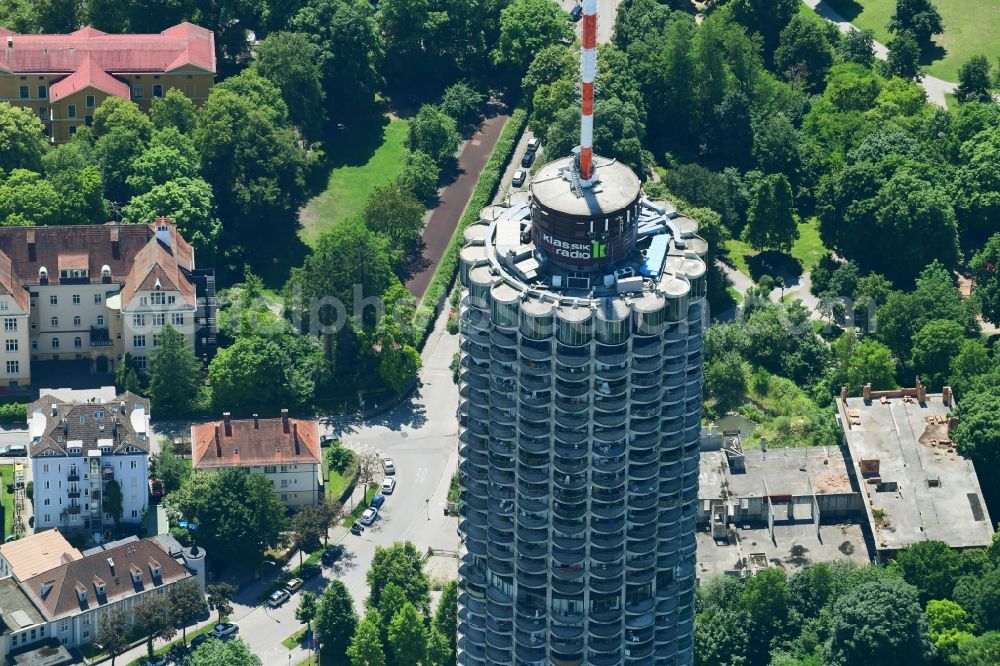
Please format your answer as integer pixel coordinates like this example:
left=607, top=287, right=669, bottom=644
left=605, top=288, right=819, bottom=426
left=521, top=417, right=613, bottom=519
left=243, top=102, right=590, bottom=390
left=803, top=0, right=956, bottom=107
left=405, top=114, right=510, bottom=300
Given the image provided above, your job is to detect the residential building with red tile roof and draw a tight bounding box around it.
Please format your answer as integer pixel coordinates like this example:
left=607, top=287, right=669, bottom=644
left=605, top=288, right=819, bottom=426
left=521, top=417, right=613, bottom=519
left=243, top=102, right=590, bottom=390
left=191, top=410, right=322, bottom=508
left=0, top=23, right=216, bottom=143
left=0, top=217, right=216, bottom=390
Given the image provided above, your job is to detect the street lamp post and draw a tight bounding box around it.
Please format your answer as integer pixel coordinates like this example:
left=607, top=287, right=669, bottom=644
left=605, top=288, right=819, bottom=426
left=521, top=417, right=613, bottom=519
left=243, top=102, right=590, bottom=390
left=425, top=499, right=430, bottom=521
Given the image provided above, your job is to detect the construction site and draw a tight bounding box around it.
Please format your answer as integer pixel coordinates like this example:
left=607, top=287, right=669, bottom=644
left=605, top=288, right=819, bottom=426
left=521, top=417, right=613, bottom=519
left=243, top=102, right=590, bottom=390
left=696, top=381, right=994, bottom=579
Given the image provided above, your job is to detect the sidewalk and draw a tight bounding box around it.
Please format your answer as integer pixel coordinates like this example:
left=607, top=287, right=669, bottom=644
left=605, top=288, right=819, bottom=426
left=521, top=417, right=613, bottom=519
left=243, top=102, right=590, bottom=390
left=803, top=0, right=956, bottom=107
left=405, top=113, right=511, bottom=298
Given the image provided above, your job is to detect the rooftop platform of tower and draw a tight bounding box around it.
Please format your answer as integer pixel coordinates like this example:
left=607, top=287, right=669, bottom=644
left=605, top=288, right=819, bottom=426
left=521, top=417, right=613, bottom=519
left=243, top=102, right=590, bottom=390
left=460, top=154, right=708, bottom=310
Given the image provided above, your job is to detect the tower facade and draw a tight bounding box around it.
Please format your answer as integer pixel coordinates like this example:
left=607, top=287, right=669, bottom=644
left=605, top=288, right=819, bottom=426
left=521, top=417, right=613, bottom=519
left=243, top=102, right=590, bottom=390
left=455, top=152, right=708, bottom=666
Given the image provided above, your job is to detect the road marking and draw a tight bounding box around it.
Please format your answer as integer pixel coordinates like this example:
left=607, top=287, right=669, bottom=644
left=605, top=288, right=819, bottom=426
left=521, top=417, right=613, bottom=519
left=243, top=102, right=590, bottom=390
left=415, top=467, right=428, bottom=484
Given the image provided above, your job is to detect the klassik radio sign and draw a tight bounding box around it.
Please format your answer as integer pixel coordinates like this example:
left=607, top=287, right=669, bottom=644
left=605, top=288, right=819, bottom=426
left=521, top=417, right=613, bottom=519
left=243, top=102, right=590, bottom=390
left=539, top=232, right=607, bottom=260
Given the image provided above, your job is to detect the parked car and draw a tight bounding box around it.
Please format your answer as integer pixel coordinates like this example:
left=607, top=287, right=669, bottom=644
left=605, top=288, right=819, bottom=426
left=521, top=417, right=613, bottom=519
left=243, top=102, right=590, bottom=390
left=300, top=564, right=321, bottom=580
left=321, top=545, right=343, bottom=565
left=526, top=137, right=540, bottom=153
left=284, top=577, right=304, bottom=593
left=382, top=457, right=396, bottom=475
left=190, top=634, right=211, bottom=649
left=267, top=589, right=290, bottom=608
left=381, top=477, right=397, bottom=495
left=521, top=151, right=535, bottom=168
left=149, top=479, right=163, bottom=499
left=210, top=623, right=238, bottom=639
left=319, top=434, right=336, bottom=447
left=370, top=493, right=386, bottom=510
left=359, top=507, right=379, bottom=526
left=145, top=656, right=168, bottom=666
left=0, top=445, right=26, bottom=457
left=512, top=169, right=526, bottom=187
left=569, top=5, right=583, bottom=22
left=351, top=522, right=365, bottom=536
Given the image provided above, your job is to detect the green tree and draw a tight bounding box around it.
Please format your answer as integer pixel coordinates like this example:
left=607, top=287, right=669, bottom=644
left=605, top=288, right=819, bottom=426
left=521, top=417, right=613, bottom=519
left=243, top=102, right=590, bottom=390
left=845, top=339, right=897, bottom=392
left=694, top=606, right=750, bottom=666
left=115, top=354, right=141, bottom=394
left=407, top=105, right=461, bottom=166
left=704, top=351, right=748, bottom=414
left=190, top=638, right=261, bottom=666
left=426, top=630, right=452, bottom=666
left=926, top=599, right=975, bottom=658
left=316, top=580, right=358, bottom=662
left=296, top=591, right=318, bottom=631
left=133, top=594, right=176, bottom=659
left=881, top=30, right=923, bottom=81
left=826, top=578, right=929, bottom=665
left=388, top=602, right=427, bottom=666
left=0, top=170, right=63, bottom=226
left=148, top=325, right=201, bottom=417
left=252, top=32, right=325, bottom=140
left=0, top=0, right=38, bottom=32
left=346, top=610, right=386, bottom=666
left=435, top=580, right=458, bottom=664
left=492, top=0, right=573, bottom=78
left=208, top=336, right=313, bottom=413
left=149, top=448, right=190, bottom=496
left=151, top=89, right=196, bottom=134
left=439, top=81, right=483, bottom=135
left=956, top=127, right=1000, bottom=243
left=521, top=44, right=576, bottom=100
left=753, top=114, right=801, bottom=182
left=950, top=339, right=991, bottom=397
left=0, top=103, right=47, bottom=173
left=728, top=0, right=800, bottom=57
left=361, top=184, right=426, bottom=266
left=292, top=505, right=326, bottom=567
left=955, top=56, right=995, bottom=104
left=888, top=0, right=944, bottom=44
left=395, top=151, right=440, bottom=204
left=103, top=479, right=123, bottom=526
left=92, top=98, right=153, bottom=203
left=743, top=174, right=799, bottom=253
left=126, top=140, right=199, bottom=194
left=164, top=468, right=288, bottom=570
left=546, top=96, right=646, bottom=176
left=740, top=567, right=790, bottom=666
left=206, top=583, right=235, bottom=625
left=168, top=580, right=207, bottom=645
left=50, top=165, right=107, bottom=225
left=774, top=15, right=835, bottom=92
left=376, top=0, right=432, bottom=89
left=195, top=74, right=313, bottom=267
left=97, top=606, right=130, bottom=666
left=950, top=631, right=1000, bottom=666
left=837, top=28, right=877, bottom=68
left=892, top=540, right=964, bottom=604
left=124, top=177, right=220, bottom=258
left=284, top=217, right=395, bottom=329
left=292, top=0, right=382, bottom=119
left=911, top=319, right=966, bottom=390
left=367, top=541, right=430, bottom=614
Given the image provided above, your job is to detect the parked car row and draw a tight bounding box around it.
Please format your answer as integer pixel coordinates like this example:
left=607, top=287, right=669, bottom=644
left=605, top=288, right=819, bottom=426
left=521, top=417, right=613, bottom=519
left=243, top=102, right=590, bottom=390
left=352, top=456, right=399, bottom=535
left=145, top=625, right=239, bottom=665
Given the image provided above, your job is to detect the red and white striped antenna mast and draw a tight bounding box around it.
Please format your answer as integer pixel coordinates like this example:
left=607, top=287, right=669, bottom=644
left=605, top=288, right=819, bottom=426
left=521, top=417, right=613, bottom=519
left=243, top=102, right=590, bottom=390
left=579, top=0, right=597, bottom=187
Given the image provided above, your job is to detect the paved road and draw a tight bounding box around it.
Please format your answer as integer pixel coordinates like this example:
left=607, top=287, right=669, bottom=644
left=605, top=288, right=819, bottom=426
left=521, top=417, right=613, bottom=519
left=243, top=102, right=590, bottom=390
left=405, top=114, right=510, bottom=300
left=804, top=0, right=956, bottom=107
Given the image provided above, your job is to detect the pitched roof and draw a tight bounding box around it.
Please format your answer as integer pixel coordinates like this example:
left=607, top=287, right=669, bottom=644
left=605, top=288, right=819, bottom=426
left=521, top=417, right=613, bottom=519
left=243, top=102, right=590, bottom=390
left=0, top=221, right=195, bottom=307
left=0, top=22, right=215, bottom=75
left=48, top=55, right=130, bottom=102
left=27, top=391, right=150, bottom=457
left=20, top=538, right=191, bottom=621
left=0, top=530, right=82, bottom=581
left=191, top=415, right=322, bottom=469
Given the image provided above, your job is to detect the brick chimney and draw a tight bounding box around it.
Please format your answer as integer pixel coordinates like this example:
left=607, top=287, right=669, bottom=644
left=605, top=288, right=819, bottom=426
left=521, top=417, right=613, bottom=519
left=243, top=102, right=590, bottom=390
left=253, top=414, right=259, bottom=429
left=281, top=409, right=289, bottom=433
left=863, top=383, right=871, bottom=402
left=942, top=386, right=952, bottom=407
left=223, top=412, right=231, bottom=437
left=840, top=386, right=848, bottom=403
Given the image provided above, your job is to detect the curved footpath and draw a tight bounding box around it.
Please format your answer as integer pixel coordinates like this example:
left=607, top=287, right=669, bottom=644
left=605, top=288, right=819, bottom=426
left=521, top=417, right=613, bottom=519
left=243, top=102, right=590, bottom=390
left=803, top=0, right=956, bottom=107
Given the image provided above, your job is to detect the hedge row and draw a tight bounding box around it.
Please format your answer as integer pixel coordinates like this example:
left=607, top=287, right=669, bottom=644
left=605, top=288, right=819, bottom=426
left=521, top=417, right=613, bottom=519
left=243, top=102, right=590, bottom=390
left=413, top=108, right=529, bottom=346
left=0, top=403, right=27, bottom=424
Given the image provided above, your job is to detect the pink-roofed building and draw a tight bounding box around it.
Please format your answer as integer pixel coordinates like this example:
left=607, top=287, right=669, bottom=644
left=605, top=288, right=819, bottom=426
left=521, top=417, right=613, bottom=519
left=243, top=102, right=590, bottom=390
left=0, top=23, right=216, bottom=143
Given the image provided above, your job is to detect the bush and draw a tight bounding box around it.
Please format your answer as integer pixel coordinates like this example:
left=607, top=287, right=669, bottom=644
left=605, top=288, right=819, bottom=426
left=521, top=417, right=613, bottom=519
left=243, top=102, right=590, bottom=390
left=413, top=108, right=528, bottom=343
left=25, top=481, right=32, bottom=501
left=0, top=402, right=27, bottom=424
left=326, top=442, right=353, bottom=475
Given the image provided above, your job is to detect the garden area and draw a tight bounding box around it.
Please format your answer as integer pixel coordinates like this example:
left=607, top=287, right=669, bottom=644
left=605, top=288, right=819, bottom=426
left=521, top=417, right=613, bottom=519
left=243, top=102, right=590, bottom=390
left=0, top=464, right=14, bottom=539
left=724, top=216, right=825, bottom=282
left=823, top=0, right=1000, bottom=81
left=298, top=115, right=410, bottom=247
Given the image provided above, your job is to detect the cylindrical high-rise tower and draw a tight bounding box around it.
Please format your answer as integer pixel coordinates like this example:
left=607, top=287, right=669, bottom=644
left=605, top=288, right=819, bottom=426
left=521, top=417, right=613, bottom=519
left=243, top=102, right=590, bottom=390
left=455, top=151, right=708, bottom=665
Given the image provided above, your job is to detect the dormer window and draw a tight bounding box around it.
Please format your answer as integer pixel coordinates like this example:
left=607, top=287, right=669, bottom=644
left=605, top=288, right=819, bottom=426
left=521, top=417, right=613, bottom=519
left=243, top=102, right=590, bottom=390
left=148, top=558, right=161, bottom=579
left=130, top=564, right=143, bottom=584
left=41, top=580, right=54, bottom=599
left=39, top=267, right=48, bottom=282
left=101, top=265, right=111, bottom=279
left=93, top=575, right=106, bottom=596
left=75, top=582, right=87, bottom=603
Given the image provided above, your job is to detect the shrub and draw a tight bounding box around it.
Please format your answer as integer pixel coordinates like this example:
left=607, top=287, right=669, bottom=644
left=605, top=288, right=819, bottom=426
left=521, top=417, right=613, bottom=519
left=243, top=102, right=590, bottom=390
left=0, top=403, right=27, bottom=424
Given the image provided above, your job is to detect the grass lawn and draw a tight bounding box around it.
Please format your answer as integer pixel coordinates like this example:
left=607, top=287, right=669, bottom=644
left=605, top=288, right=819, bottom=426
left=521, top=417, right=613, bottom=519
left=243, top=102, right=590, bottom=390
left=282, top=626, right=309, bottom=650
left=724, top=217, right=824, bottom=281
left=298, top=117, right=410, bottom=247
left=322, top=447, right=357, bottom=502
left=822, top=0, right=1000, bottom=81
left=0, top=465, right=14, bottom=539
left=341, top=485, right=379, bottom=527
